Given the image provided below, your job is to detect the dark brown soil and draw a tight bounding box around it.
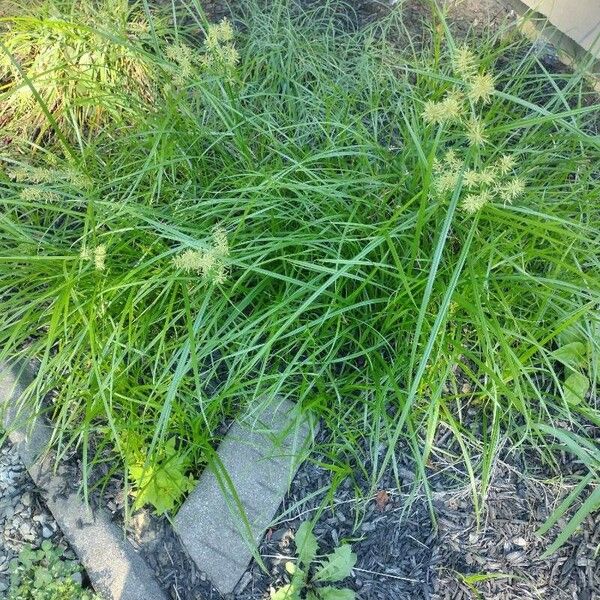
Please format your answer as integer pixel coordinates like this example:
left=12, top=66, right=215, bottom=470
left=432, top=457, right=599, bottom=600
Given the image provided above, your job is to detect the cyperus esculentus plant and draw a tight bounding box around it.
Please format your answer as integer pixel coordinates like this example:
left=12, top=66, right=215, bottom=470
left=0, top=0, right=159, bottom=141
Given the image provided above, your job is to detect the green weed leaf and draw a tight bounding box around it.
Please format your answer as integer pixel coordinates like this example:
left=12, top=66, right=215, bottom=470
left=563, top=372, right=589, bottom=406
left=553, top=342, right=587, bottom=368
left=129, top=438, right=195, bottom=514
left=270, top=583, right=302, bottom=600
left=541, top=486, right=600, bottom=558
left=537, top=472, right=593, bottom=536
left=314, top=545, right=357, bottom=583
left=295, top=522, right=318, bottom=567
left=317, top=586, right=356, bottom=600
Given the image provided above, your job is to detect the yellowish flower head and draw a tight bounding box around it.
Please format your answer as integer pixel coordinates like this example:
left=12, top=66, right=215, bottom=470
left=441, top=94, right=464, bottom=120
left=443, top=149, right=463, bottom=171
left=94, top=245, right=107, bottom=271
left=201, top=43, right=239, bottom=70
left=65, top=169, right=93, bottom=189
left=497, top=154, right=517, bottom=175
left=213, top=265, right=228, bottom=285
left=478, top=166, right=497, bottom=186
left=127, top=19, right=150, bottom=35
left=462, top=189, right=492, bottom=214
left=166, top=42, right=195, bottom=66
left=468, top=72, right=495, bottom=104
left=19, top=186, right=59, bottom=203
left=422, top=94, right=463, bottom=125
left=166, top=42, right=197, bottom=84
left=432, top=149, right=465, bottom=195
left=212, top=226, right=229, bottom=257
left=202, top=18, right=238, bottom=72
left=500, top=178, right=526, bottom=203
left=463, top=169, right=480, bottom=189
left=173, top=226, right=230, bottom=283
left=422, top=101, right=445, bottom=125
left=173, top=249, right=212, bottom=273
left=80, top=244, right=106, bottom=270
left=8, top=168, right=30, bottom=183
left=9, top=167, right=55, bottom=184
left=435, top=171, right=461, bottom=194
left=9, top=165, right=92, bottom=189
left=221, top=44, right=240, bottom=67
left=452, top=45, right=478, bottom=80
left=465, top=118, right=488, bottom=146
left=215, top=18, right=234, bottom=43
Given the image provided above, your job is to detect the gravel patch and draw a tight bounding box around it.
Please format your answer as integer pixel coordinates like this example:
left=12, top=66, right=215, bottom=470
left=0, top=439, right=86, bottom=596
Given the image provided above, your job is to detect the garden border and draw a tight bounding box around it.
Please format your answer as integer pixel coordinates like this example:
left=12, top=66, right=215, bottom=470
left=175, top=398, right=313, bottom=595
left=1, top=361, right=315, bottom=599
left=0, top=361, right=168, bottom=600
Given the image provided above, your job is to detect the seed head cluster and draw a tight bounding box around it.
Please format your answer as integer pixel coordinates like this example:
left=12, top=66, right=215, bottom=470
left=498, top=154, right=517, bottom=175
left=433, top=150, right=525, bottom=214
left=8, top=165, right=91, bottom=189
left=80, top=244, right=107, bottom=271
left=166, top=42, right=198, bottom=86
left=422, top=93, right=464, bottom=125
left=94, top=245, right=107, bottom=271
left=173, top=226, right=230, bottom=284
left=500, top=178, right=526, bottom=203
left=165, top=19, right=238, bottom=83
left=452, top=45, right=478, bottom=79
left=468, top=72, right=496, bottom=104
left=465, top=117, right=488, bottom=147
left=19, top=186, right=60, bottom=203
left=421, top=45, right=496, bottom=150
left=201, top=19, right=239, bottom=70
left=433, top=150, right=464, bottom=195
left=462, top=189, right=493, bottom=214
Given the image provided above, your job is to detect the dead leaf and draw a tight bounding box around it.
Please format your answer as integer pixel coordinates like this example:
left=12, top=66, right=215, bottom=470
left=375, top=490, right=390, bottom=511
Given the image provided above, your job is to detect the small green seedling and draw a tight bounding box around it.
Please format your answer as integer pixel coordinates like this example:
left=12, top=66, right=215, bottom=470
left=459, top=572, right=516, bottom=599
left=128, top=436, right=195, bottom=514
left=270, top=522, right=357, bottom=600
left=8, top=540, right=99, bottom=600
left=553, top=320, right=599, bottom=407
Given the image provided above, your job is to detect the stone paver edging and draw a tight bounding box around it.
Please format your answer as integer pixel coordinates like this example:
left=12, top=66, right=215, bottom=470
left=175, top=398, right=313, bottom=595
left=0, top=361, right=168, bottom=600
left=2, top=360, right=315, bottom=599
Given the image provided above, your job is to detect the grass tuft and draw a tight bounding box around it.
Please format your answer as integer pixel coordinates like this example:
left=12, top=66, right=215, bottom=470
left=0, top=0, right=598, bottom=536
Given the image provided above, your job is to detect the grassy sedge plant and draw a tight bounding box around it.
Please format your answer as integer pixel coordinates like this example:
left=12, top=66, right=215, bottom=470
left=0, top=0, right=164, bottom=143
left=0, top=0, right=598, bottom=545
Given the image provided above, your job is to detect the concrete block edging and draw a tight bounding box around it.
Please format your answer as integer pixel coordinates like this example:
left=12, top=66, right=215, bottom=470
left=0, top=361, right=168, bottom=600
left=1, top=361, right=316, bottom=599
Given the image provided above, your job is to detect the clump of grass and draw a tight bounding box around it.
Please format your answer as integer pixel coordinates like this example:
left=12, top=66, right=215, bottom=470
left=0, top=0, right=598, bottom=534
left=0, top=0, right=161, bottom=141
